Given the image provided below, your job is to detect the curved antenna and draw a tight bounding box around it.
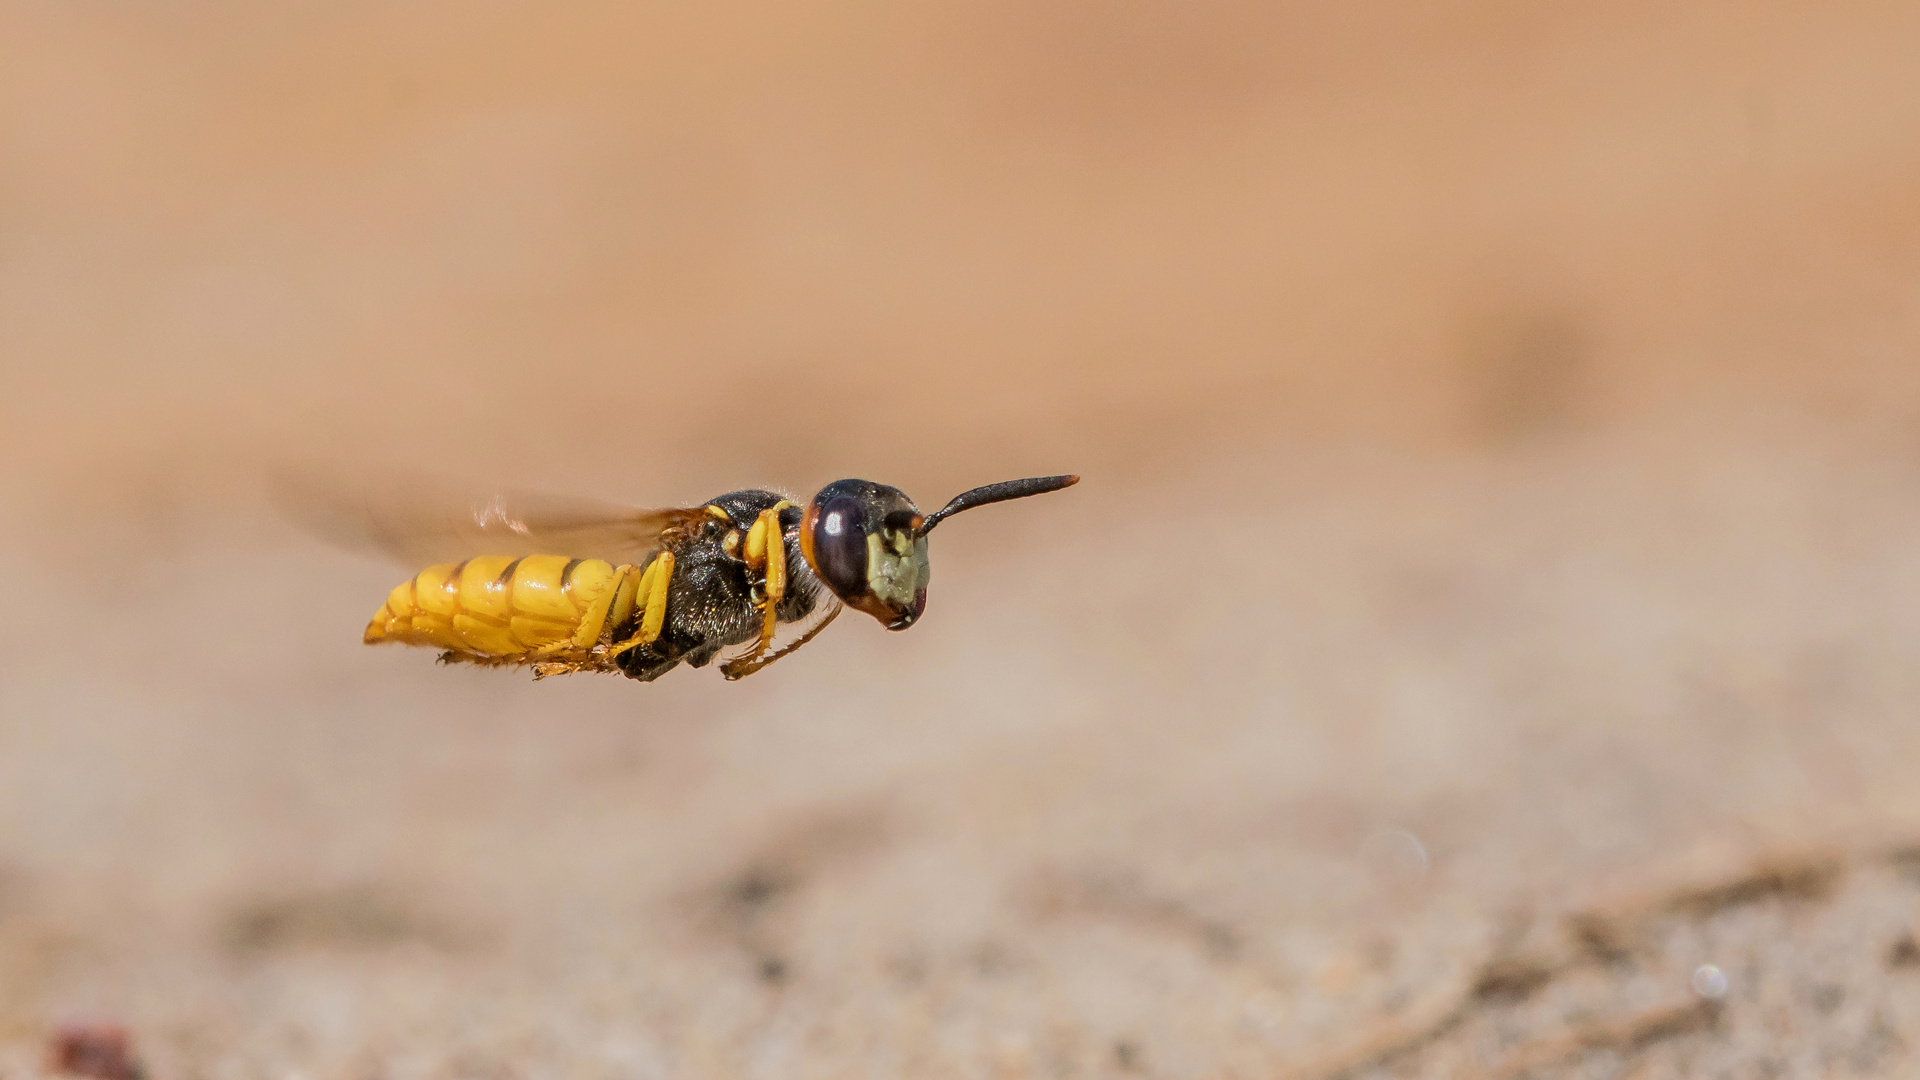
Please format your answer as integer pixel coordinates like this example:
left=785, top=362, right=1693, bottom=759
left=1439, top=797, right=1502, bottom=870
left=917, top=475, right=1080, bottom=535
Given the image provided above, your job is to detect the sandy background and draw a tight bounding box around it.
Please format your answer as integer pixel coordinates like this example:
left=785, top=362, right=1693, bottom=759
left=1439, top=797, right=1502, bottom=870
left=4, top=1, right=1920, bottom=1076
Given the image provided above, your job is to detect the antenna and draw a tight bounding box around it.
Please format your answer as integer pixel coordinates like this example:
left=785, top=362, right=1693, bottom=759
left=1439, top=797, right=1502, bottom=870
left=916, top=475, right=1080, bottom=535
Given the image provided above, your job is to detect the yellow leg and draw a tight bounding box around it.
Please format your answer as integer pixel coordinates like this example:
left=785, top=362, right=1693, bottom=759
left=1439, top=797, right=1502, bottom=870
left=735, top=507, right=789, bottom=668
left=524, top=564, right=637, bottom=676
left=607, top=551, right=675, bottom=661
left=571, top=563, right=638, bottom=649
left=606, top=563, right=642, bottom=634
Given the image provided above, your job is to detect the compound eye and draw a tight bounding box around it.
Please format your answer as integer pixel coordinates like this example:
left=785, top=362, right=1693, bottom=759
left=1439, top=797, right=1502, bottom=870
left=810, top=494, right=869, bottom=602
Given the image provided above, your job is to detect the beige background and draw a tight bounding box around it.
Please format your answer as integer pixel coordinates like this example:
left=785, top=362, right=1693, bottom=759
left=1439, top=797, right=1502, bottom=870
left=3, top=2, right=1920, bottom=1075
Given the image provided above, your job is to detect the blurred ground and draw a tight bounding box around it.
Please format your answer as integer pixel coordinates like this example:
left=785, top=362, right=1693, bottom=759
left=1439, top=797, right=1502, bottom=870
left=4, top=1, right=1920, bottom=1077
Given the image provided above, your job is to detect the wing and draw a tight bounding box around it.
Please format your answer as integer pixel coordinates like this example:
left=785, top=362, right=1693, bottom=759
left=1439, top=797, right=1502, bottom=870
left=276, top=469, right=708, bottom=569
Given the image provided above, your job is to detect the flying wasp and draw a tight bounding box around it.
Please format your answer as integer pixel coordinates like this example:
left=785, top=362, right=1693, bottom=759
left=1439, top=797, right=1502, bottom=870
left=342, top=475, right=1079, bottom=682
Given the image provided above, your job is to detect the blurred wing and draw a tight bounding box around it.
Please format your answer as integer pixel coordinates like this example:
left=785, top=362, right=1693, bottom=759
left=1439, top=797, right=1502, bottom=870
left=276, top=470, right=706, bottom=569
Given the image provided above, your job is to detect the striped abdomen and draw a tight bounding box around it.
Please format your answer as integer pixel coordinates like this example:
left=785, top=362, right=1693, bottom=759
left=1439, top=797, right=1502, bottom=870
left=364, top=555, right=636, bottom=659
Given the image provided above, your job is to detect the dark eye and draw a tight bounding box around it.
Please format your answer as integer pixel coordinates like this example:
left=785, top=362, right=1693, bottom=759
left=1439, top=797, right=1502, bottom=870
left=810, top=495, right=869, bottom=601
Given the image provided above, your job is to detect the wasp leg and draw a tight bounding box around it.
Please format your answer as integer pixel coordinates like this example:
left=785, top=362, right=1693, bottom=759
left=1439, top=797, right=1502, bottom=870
left=722, top=602, right=841, bottom=681
left=731, top=506, right=789, bottom=670
left=606, top=551, right=675, bottom=662
left=436, top=650, right=495, bottom=667
left=473, top=562, right=641, bottom=680
left=604, top=562, right=643, bottom=638
left=522, top=639, right=612, bottom=680
left=571, top=563, right=641, bottom=650
left=518, top=642, right=591, bottom=679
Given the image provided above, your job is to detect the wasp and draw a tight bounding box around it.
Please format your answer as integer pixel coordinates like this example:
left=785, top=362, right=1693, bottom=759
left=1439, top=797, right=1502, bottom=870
left=347, top=475, right=1079, bottom=681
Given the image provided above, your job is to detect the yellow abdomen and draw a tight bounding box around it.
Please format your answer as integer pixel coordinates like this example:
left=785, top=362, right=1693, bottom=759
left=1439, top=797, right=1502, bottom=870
left=364, top=555, right=628, bottom=659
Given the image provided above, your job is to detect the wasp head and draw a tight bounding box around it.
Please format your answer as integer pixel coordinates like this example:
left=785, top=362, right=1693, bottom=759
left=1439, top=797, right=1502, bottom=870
left=801, top=480, right=930, bottom=630
left=800, top=474, right=1079, bottom=631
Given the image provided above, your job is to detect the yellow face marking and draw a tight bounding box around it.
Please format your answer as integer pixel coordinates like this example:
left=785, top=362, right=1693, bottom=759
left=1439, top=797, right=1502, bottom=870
left=864, top=530, right=929, bottom=611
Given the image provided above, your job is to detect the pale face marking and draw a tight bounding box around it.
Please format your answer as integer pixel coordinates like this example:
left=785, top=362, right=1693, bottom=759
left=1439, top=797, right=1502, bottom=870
left=864, top=529, right=929, bottom=610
